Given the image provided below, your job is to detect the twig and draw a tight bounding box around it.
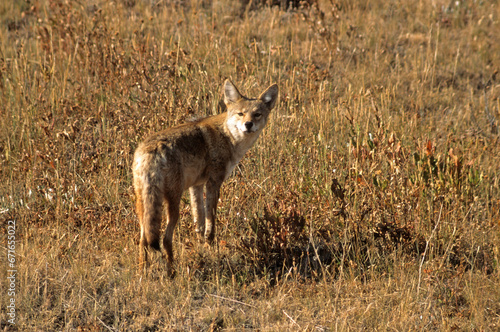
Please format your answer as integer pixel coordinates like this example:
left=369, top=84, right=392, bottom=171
left=206, top=292, right=256, bottom=308
left=282, top=310, right=300, bottom=328
left=97, top=317, right=116, bottom=332
left=417, top=202, right=443, bottom=299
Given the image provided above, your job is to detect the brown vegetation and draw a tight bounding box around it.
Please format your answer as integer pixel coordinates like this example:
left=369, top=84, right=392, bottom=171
left=1, top=0, right=499, bottom=330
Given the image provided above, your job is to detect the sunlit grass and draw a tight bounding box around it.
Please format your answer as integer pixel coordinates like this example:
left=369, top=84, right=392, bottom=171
left=1, top=0, right=499, bottom=330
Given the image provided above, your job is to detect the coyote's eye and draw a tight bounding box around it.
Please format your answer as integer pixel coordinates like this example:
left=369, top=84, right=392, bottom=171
left=237, top=112, right=244, bottom=117
left=254, top=113, right=262, bottom=119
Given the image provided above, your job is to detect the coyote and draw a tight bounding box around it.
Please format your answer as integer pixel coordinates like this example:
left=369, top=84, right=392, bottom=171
left=133, top=79, right=278, bottom=275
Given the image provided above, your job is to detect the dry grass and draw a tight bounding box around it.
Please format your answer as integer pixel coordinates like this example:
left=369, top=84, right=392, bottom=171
left=1, top=0, right=499, bottom=330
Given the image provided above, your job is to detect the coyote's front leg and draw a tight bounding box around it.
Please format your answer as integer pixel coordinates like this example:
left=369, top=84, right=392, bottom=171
left=204, top=179, right=222, bottom=243
left=189, top=185, right=206, bottom=241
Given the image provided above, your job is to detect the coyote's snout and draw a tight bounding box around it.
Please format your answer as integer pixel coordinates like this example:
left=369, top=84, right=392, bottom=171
left=132, top=80, right=279, bottom=275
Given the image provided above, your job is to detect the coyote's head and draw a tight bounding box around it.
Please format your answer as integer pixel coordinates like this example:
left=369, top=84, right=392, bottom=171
left=224, top=80, right=278, bottom=141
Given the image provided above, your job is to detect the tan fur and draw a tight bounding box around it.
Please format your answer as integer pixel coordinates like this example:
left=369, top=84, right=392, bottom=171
left=132, top=80, right=278, bottom=275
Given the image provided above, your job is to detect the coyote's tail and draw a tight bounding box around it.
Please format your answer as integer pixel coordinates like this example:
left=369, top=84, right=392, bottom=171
left=134, top=153, right=163, bottom=251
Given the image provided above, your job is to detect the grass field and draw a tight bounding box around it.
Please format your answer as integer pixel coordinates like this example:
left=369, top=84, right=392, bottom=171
left=1, top=0, right=499, bottom=330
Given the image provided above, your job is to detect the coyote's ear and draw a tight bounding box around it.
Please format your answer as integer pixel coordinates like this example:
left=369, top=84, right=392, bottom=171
left=224, top=80, right=242, bottom=105
left=259, top=84, right=279, bottom=109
